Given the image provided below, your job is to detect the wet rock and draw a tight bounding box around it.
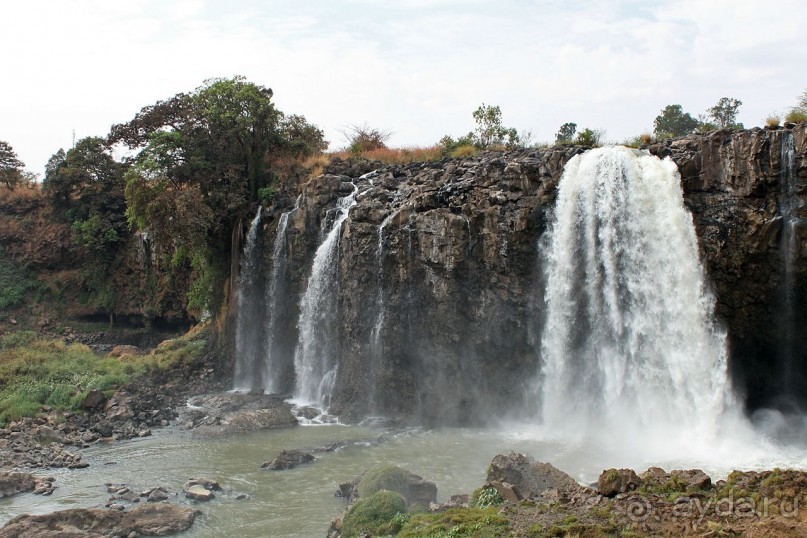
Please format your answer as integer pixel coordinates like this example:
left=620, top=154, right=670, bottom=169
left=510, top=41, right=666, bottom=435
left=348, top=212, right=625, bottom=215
left=261, top=449, right=315, bottom=470
left=0, top=504, right=198, bottom=537
left=104, top=392, right=134, bottom=422
left=183, top=477, right=220, bottom=501
left=355, top=465, right=437, bottom=507
left=597, top=468, right=642, bottom=497
left=486, top=453, right=585, bottom=499
left=0, top=472, right=37, bottom=498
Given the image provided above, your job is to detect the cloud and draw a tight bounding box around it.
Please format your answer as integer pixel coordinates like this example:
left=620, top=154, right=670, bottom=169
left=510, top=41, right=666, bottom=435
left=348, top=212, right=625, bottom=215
left=1, top=0, right=806, bottom=172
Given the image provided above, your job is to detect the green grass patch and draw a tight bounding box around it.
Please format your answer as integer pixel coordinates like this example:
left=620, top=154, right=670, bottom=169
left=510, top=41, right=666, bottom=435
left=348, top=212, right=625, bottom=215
left=0, top=324, right=209, bottom=425
left=397, top=507, right=509, bottom=538
left=357, top=465, right=413, bottom=499
left=341, top=490, right=408, bottom=538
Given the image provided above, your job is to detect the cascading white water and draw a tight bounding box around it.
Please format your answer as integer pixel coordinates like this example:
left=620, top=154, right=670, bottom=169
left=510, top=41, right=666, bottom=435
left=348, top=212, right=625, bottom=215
left=539, top=147, right=735, bottom=443
left=233, top=207, right=263, bottom=391
left=293, top=186, right=358, bottom=407
left=261, top=195, right=302, bottom=394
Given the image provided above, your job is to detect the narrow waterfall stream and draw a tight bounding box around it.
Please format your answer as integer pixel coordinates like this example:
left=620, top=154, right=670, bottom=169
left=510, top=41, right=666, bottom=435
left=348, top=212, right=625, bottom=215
left=233, top=208, right=264, bottom=391
left=293, top=186, right=358, bottom=408
left=262, top=195, right=301, bottom=394
left=539, top=147, right=737, bottom=447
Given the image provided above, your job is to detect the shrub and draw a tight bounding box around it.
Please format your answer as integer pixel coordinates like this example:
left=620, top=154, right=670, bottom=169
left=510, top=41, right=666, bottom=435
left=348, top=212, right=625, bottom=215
left=450, top=144, right=478, bottom=158
left=258, top=186, right=277, bottom=205
left=470, top=486, right=503, bottom=508
left=576, top=128, right=604, bottom=147
left=765, top=114, right=781, bottom=128
left=785, top=109, right=807, bottom=124
left=0, top=257, right=38, bottom=309
left=340, top=490, right=407, bottom=538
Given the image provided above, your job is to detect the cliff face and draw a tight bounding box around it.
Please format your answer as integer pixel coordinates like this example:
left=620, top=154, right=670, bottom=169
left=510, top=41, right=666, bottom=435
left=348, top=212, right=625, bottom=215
left=248, top=125, right=807, bottom=423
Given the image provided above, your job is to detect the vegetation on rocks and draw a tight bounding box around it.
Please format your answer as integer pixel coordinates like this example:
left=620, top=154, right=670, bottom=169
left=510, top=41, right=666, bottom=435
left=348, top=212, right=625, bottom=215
left=340, top=490, right=408, bottom=538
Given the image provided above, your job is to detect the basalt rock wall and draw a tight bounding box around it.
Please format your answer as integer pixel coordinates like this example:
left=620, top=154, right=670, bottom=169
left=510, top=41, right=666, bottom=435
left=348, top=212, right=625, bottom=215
left=249, top=124, right=807, bottom=423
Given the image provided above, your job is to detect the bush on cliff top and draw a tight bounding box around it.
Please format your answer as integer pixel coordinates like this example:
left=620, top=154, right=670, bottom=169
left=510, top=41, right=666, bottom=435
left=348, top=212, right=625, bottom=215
left=340, top=490, right=408, bottom=538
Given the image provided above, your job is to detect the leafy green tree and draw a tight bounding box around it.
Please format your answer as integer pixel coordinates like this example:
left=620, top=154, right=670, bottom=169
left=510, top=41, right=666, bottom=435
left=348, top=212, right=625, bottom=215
left=111, top=76, right=326, bottom=316
left=653, top=105, right=700, bottom=138
left=472, top=103, right=518, bottom=149
left=576, top=128, right=604, bottom=146
left=707, top=97, right=743, bottom=129
left=555, top=122, right=577, bottom=144
left=0, top=141, right=24, bottom=188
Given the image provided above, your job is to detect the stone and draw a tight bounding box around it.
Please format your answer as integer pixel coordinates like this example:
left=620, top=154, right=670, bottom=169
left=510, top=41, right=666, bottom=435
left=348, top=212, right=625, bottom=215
left=670, top=469, right=712, bottom=491
left=488, top=481, right=522, bottom=503
left=597, top=468, right=642, bottom=497
left=355, top=465, right=437, bottom=507
left=0, top=472, right=37, bottom=498
left=486, top=453, right=584, bottom=499
left=261, top=449, right=314, bottom=470
left=148, top=489, right=169, bottom=502
left=104, top=392, right=133, bottom=422
left=82, top=390, right=107, bottom=410
left=184, top=484, right=214, bottom=501
left=0, top=504, right=197, bottom=537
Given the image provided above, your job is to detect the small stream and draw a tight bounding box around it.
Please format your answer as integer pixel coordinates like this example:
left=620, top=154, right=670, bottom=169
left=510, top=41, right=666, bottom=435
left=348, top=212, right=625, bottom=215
left=2, top=422, right=806, bottom=537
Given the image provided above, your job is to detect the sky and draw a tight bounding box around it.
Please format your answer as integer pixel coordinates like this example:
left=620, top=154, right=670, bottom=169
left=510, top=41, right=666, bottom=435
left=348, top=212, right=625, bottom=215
left=2, top=0, right=806, bottom=175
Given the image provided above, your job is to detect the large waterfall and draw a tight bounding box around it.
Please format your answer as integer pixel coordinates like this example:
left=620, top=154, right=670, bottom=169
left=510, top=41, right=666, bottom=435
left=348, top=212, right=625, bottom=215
left=293, top=185, right=357, bottom=407
left=539, top=147, right=735, bottom=442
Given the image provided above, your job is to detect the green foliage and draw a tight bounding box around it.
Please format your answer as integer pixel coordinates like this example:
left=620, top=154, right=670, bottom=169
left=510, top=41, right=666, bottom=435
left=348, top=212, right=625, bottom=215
left=472, top=103, right=519, bottom=149
left=340, top=490, right=408, bottom=538
left=0, top=140, right=25, bottom=189
left=438, top=133, right=475, bottom=156
left=0, top=336, right=141, bottom=425
left=258, top=186, right=277, bottom=205
left=707, top=97, right=743, bottom=129
left=653, top=104, right=700, bottom=138
left=470, top=487, right=504, bottom=508
left=71, top=213, right=120, bottom=256
left=576, top=128, right=604, bottom=146
left=0, top=256, right=39, bottom=309
left=357, top=465, right=412, bottom=499
left=397, top=507, right=509, bottom=538
left=555, top=122, right=577, bottom=144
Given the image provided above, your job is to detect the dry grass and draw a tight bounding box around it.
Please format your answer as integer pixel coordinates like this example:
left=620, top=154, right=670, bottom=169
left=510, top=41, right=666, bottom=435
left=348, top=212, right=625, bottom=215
left=330, top=145, right=444, bottom=165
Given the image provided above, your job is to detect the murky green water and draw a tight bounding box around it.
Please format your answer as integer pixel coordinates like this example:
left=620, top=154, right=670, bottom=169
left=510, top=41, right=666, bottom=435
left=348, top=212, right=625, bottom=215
left=1, top=422, right=805, bottom=537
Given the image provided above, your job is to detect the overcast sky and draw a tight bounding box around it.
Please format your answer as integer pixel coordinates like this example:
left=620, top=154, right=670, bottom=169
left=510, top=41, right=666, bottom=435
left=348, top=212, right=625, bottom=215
left=2, top=0, right=806, bottom=174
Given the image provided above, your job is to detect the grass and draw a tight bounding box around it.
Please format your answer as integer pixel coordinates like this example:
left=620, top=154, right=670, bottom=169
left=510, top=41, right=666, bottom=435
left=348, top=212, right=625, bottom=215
left=330, top=145, right=444, bottom=165
left=357, top=465, right=413, bottom=499
left=785, top=109, right=807, bottom=124
left=340, top=490, right=408, bottom=538
left=0, top=324, right=209, bottom=425
left=397, top=507, right=509, bottom=538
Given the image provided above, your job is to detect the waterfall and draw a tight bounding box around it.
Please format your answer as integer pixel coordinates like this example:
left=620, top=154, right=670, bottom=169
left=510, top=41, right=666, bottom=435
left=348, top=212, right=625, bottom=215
left=233, top=207, right=264, bottom=391
left=261, top=195, right=302, bottom=394
left=778, top=131, right=800, bottom=396
left=539, top=147, right=734, bottom=441
left=293, top=186, right=358, bottom=407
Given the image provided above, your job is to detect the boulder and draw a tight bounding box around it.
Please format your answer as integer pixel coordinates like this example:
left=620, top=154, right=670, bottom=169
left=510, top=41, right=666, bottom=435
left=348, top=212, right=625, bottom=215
left=356, top=465, right=437, bottom=507
left=0, top=472, right=36, bottom=498
left=81, top=389, right=107, bottom=410
left=103, top=392, right=133, bottom=422
left=486, top=453, right=583, bottom=499
left=0, top=504, right=197, bottom=537
left=261, top=449, right=315, bottom=470
left=597, top=468, right=642, bottom=497
left=183, top=477, right=220, bottom=501
left=670, top=469, right=712, bottom=491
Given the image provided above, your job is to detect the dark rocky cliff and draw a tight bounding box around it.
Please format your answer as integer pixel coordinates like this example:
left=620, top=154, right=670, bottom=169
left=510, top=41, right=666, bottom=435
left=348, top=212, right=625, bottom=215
left=245, top=124, right=807, bottom=424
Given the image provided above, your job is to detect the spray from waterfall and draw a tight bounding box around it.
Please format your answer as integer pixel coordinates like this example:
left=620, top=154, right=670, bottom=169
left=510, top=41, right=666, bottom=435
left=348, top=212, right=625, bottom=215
left=293, top=185, right=358, bottom=408
left=539, top=147, right=735, bottom=445
left=233, top=207, right=264, bottom=391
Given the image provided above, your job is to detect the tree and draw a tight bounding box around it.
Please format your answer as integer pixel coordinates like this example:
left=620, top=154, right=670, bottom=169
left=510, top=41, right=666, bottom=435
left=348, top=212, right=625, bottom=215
left=707, top=97, right=743, bottom=130
left=339, top=123, right=391, bottom=153
left=576, top=128, right=605, bottom=147
left=472, top=103, right=518, bottom=149
left=653, top=105, right=700, bottom=138
left=110, top=76, right=327, bottom=316
left=0, top=141, right=24, bottom=188
left=555, top=122, right=577, bottom=144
